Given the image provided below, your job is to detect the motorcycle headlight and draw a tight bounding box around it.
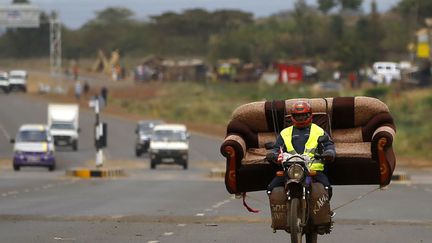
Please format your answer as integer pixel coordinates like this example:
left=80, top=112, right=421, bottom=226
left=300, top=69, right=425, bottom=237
left=287, top=164, right=304, bottom=180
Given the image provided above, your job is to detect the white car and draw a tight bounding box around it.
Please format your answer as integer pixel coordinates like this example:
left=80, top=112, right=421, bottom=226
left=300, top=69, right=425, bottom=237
left=148, top=124, right=189, bottom=169
left=0, top=71, right=10, bottom=94
left=8, top=70, right=27, bottom=92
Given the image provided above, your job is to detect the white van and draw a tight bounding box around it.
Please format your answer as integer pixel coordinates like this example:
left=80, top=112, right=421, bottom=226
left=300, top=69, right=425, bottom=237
left=371, top=62, right=401, bottom=84
left=8, top=70, right=27, bottom=92
left=148, top=124, right=189, bottom=169
left=11, top=124, right=56, bottom=171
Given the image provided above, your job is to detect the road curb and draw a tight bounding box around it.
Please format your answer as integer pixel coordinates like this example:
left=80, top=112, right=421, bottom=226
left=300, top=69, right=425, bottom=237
left=391, top=171, right=410, bottom=182
left=210, top=168, right=225, bottom=178
left=66, top=167, right=125, bottom=178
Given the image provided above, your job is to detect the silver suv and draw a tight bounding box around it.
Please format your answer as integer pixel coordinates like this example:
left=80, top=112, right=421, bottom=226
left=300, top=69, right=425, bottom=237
left=135, top=120, right=164, bottom=156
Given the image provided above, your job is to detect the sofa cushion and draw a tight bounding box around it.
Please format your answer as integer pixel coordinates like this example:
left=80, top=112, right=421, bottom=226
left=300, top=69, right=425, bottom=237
left=335, top=142, right=371, bottom=158
left=332, top=128, right=363, bottom=143
left=258, top=132, right=277, bottom=148
left=242, top=148, right=269, bottom=165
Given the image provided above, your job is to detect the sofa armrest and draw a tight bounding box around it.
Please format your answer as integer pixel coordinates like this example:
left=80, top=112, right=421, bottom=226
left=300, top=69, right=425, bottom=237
left=221, top=134, right=247, bottom=159
left=220, top=134, right=247, bottom=194
left=371, top=125, right=396, bottom=186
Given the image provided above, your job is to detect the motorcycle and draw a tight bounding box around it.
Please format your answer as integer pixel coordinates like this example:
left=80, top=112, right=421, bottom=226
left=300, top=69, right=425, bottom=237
left=268, top=152, right=332, bottom=243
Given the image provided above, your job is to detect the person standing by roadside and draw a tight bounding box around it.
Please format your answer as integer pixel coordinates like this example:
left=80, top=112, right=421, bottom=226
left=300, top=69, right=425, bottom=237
left=74, top=80, right=82, bottom=100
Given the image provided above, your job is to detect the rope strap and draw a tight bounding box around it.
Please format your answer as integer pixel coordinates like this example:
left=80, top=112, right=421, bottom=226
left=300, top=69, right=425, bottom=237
left=242, top=192, right=260, bottom=213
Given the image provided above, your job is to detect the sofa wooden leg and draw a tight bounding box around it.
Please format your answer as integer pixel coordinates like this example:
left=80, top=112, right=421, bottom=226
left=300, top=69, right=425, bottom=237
left=378, top=138, right=390, bottom=186
left=225, top=146, right=238, bottom=193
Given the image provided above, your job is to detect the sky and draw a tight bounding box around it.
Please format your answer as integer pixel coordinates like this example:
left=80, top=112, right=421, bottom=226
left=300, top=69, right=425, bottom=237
left=0, top=0, right=401, bottom=29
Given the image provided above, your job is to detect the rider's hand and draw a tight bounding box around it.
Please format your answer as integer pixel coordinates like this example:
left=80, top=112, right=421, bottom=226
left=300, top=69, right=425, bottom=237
left=265, top=153, right=277, bottom=163
left=322, top=150, right=335, bottom=163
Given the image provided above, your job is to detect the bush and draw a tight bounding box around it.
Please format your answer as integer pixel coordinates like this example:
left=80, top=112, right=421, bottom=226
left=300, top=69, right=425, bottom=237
left=363, top=86, right=390, bottom=99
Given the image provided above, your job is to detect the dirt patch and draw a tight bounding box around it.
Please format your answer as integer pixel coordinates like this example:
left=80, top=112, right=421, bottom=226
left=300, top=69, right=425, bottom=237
left=0, top=159, right=11, bottom=170
left=396, top=156, right=432, bottom=169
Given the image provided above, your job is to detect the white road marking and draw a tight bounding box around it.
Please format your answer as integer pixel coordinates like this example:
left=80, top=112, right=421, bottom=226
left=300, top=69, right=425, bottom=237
left=2, top=193, right=7, bottom=197
left=23, top=189, right=30, bottom=193
left=196, top=213, right=205, bottom=217
left=43, top=184, right=53, bottom=189
left=177, top=224, right=186, bottom=227
left=147, top=241, right=159, bottom=243
left=54, top=237, right=76, bottom=241
left=163, top=232, right=174, bottom=236
left=7, top=191, right=18, bottom=195
left=212, top=199, right=231, bottom=209
left=0, top=124, right=11, bottom=140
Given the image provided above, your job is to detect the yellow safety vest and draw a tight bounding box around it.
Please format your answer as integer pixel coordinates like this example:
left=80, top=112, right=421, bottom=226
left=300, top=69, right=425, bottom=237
left=280, top=123, right=325, bottom=171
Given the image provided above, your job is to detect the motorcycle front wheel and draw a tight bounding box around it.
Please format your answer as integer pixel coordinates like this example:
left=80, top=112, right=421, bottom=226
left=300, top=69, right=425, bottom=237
left=290, top=198, right=303, bottom=243
left=306, top=232, right=317, bottom=243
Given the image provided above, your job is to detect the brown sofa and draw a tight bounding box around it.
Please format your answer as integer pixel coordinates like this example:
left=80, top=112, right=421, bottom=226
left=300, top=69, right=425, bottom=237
left=220, top=97, right=396, bottom=194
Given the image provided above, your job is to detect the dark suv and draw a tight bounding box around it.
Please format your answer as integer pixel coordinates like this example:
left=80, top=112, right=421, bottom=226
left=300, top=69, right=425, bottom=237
left=135, top=120, right=164, bottom=156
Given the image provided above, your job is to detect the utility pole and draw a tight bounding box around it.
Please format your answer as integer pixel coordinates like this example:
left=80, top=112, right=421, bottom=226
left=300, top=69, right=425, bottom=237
left=49, top=12, right=61, bottom=76
left=90, top=96, right=107, bottom=167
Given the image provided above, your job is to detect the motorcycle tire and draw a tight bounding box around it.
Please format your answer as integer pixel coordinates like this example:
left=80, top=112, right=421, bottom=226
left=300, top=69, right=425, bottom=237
left=290, top=198, right=303, bottom=243
left=306, top=232, right=317, bottom=243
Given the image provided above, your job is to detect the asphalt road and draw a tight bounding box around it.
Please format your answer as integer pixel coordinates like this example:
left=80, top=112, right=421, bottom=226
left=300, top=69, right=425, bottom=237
left=0, top=92, right=431, bottom=243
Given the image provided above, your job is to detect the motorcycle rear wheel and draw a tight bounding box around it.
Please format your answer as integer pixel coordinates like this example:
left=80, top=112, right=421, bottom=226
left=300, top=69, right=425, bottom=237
left=290, top=198, right=303, bottom=243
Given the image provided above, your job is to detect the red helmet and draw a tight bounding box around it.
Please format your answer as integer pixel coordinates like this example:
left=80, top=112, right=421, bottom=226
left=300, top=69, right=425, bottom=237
left=290, top=101, right=312, bottom=128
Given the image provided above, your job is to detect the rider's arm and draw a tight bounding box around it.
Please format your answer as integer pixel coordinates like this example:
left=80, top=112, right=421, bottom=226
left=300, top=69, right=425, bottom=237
left=320, top=132, right=336, bottom=161
left=321, top=132, right=335, bottom=151
left=272, top=135, right=285, bottom=155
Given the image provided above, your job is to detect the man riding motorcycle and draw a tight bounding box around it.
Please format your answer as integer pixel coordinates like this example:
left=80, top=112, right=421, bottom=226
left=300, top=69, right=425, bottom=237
left=266, top=101, right=336, bottom=204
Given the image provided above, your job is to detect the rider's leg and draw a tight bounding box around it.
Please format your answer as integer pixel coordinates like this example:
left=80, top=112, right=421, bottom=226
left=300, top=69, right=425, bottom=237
left=267, top=176, right=285, bottom=194
left=314, top=172, right=335, bottom=218
left=314, top=172, right=332, bottom=200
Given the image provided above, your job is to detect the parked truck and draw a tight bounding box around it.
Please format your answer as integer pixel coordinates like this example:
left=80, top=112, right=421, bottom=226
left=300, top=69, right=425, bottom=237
left=8, top=70, right=28, bottom=92
left=48, top=104, right=80, bottom=151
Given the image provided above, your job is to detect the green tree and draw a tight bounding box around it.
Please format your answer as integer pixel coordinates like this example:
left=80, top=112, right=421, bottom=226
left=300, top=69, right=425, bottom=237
left=339, top=0, right=362, bottom=10
left=330, top=15, right=344, bottom=39
left=318, top=0, right=336, bottom=14
left=395, top=0, right=432, bottom=25
left=318, top=0, right=363, bottom=13
left=12, top=0, right=30, bottom=3
left=292, top=0, right=317, bottom=56
left=149, top=9, right=253, bottom=56
left=87, top=7, right=135, bottom=26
